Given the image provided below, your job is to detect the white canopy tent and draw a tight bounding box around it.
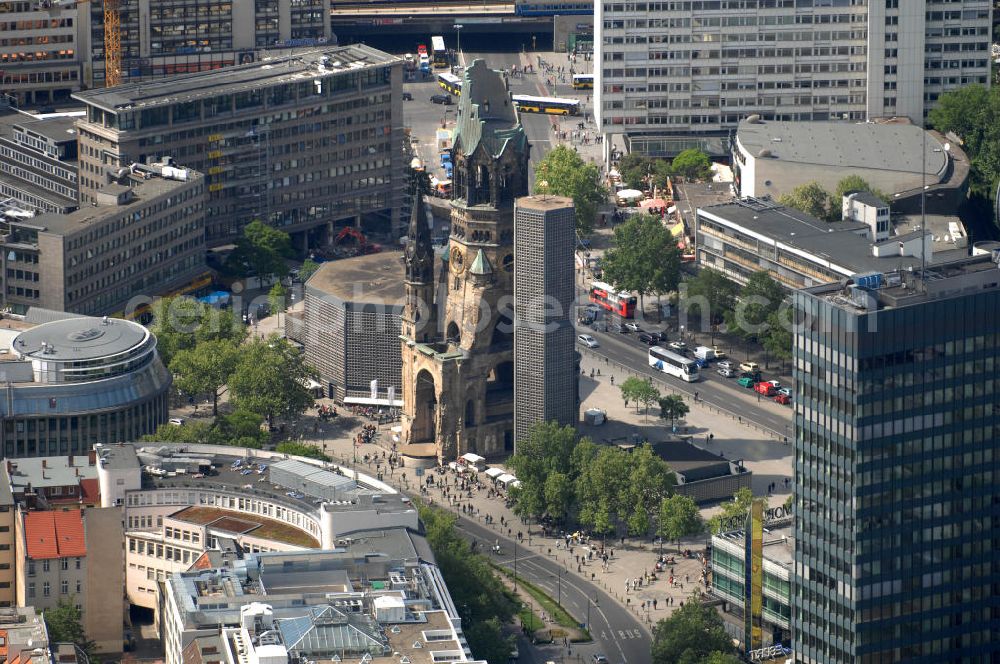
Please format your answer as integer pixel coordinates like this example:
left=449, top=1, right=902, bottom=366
left=484, top=467, right=505, bottom=479
left=460, top=453, right=486, bottom=470
left=496, top=473, right=517, bottom=487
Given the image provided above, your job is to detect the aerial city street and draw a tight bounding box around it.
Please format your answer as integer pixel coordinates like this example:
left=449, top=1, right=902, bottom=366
left=0, top=1, right=998, bottom=664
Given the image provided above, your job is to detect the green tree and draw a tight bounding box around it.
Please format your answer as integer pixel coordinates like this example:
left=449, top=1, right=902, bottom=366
left=141, top=420, right=216, bottom=444
left=298, top=258, right=321, bottom=283
left=650, top=601, right=737, bottom=664
left=708, top=487, right=761, bottom=534
left=269, top=281, right=289, bottom=315
left=507, top=421, right=580, bottom=519
left=683, top=268, right=739, bottom=326
left=619, top=154, right=672, bottom=191
left=226, top=220, right=293, bottom=282
left=670, top=148, right=713, bottom=181
left=618, top=376, right=647, bottom=411
left=727, top=270, right=785, bottom=342
left=626, top=444, right=676, bottom=537
left=44, top=598, right=97, bottom=661
left=778, top=181, right=833, bottom=221
left=169, top=338, right=241, bottom=416
left=657, top=394, right=689, bottom=427
left=542, top=471, right=573, bottom=523
left=228, top=336, right=317, bottom=428
left=928, top=84, right=1000, bottom=200
left=702, top=652, right=745, bottom=664
left=634, top=378, right=661, bottom=422
left=603, top=213, right=680, bottom=312
left=213, top=408, right=269, bottom=448
left=534, top=144, right=608, bottom=235
left=150, top=296, right=246, bottom=367
left=276, top=441, right=330, bottom=461
left=834, top=175, right=888, bottom=206
left=657, top=494, right=704, bottom=550
left=418, top=504, right=516, bottom=663
left=763, top=308, right=793, bottom=369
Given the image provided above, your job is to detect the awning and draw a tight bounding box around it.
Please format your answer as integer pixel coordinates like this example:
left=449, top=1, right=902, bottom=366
left=461, top=453, right=485, bottom=464
left=484, top=467, right=505, bottom=479
left=668, top=220, right=686, bottom=237
left=617, top=189, right=643, bottom=200
left=344, top=396, right=404, bottom=407
left=640, top=198, right=668, bottom=209
left=497, top=473, right=517, bottom=485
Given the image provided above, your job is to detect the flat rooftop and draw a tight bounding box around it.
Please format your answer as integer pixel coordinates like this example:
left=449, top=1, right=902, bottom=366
left=0, top=110, right=78, bottom=144
left=306, top=251, right=405, bottom=305
left=737, top=119, right=947, bottom=179
left=170, top=506, right=320, bottom=548
left=516, top=194, right=573, bottom=211
left=72, top=44, right=399, bottom=112
left=12, top=316, right=148, bottom=362
left=806, top=253, right=1000, bottom=312
left=6, top=455, right=97, bottom=490
left=715, top=523, right=794, bottom=567
left=30, top=171, right=200, bottom=236
left=699, top=200, right=922, bottom=276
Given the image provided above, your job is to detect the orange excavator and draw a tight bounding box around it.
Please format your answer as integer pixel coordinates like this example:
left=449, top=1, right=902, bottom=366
left=333, top=226, right=382, bottom=257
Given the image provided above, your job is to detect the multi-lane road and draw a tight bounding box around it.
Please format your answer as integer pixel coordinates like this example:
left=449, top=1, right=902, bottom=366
left=455, top=515, right=650, bottom=664
left=577, top=322, right=794, bottom=438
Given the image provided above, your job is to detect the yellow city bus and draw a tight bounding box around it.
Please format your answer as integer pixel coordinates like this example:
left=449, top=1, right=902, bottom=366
left=572, top=73, right=594, bottom=89
left=437, top=72, right=462, bottom=96
left=512, top=94, right=580, bottom=116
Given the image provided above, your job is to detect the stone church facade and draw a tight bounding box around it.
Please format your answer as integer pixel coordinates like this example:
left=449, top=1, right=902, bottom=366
left=399, top=59, right=530, bottom=462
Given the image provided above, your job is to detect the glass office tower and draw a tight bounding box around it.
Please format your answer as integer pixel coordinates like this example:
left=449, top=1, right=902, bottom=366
left=792, top=256, right=1000, bottom=664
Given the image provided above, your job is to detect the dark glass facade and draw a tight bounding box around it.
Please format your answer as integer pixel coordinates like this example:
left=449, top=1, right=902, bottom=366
left=792, top=275, right=1000, bottom=663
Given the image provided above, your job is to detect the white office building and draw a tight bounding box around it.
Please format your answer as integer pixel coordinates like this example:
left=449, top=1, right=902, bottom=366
left=595, top=0, right=992, bottom=159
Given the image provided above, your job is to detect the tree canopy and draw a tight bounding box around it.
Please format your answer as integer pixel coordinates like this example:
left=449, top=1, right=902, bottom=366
left=150, top=296, right=246, bottom=367
left=618, top=153, right=672, bottom=191
left=928, top=83, right=1000, bottom=200
left=708, top=487, right=763, bottom=534
left=169, top=338, right=241, bottom=416
left=269, top=281, right=290, bottom=315
left=507, top=421, right=580, bottom=520
left=44, top=599, right=97, bottom=661
left=726, top=271, right=785, bottom=342
left=534, top=144, right=608, bottom=235
left=228, top=336, right=317, bottom=426
left=657, top=394, right=689, bottom=426
left=683, top=268, right=739, bottom=327
left=650, top=601, right=737, bottom=664
left=225, top=220, right=294, bottom=281
left=670, top=149, right=713, bottom=181
left=298, top=258, right=321, bottom=283
left=657, top=494, right=704, bottom=549
left=603, top=213, right=681, bottom=311
left=275, top=441, right=330, bottom=461
left=142, top=408, right=269, bottom=449
left=419, top=504, right=516, bottom=663
left=778, top=181, right=833, bottom=221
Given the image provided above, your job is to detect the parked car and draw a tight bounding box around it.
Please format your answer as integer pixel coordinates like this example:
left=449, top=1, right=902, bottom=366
left=624, top=321, right=642, bottom=332
left=578, top=334, right=599, bottom=348
left=717, top=367, right=735, bottom=378
left=778, top=387, right=792, bottom=397
left=430, top=94, right=453, bottom=104
left=774, top=394, right=791, bottom=405
left=739, top=361, right=760, bottom=373
left=638, top=332, right=657, bottom=345
left=737, top=376, right=756, bottom=388
left=402, top=92, right=413, bottom=101
left=668, top=340, right=687, bottom=352
left=766, top=379, right=781, bottom=389
left=717, top=360, right=734, bottom=371
left=754, top=382, right=776, bottom=396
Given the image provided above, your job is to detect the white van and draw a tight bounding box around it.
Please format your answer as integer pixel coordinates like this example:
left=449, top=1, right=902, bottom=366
left=694, top=346, right=716, bottom=361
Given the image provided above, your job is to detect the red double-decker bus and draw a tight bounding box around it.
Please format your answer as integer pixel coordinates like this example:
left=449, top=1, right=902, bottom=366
left=590, top=281, right=637, bottom=318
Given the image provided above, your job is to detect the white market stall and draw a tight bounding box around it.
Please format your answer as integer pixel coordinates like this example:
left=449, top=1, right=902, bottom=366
left=484, top=467, right=505, bottom=479
left=496, top=473, right=518, bottom=488
left=459, top=452, right=486, bottom=471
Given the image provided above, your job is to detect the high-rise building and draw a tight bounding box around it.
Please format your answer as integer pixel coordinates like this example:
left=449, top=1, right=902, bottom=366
left=791, top=254, right=1000, bottom=663
left=71, top=45, right=404, bottom=247
left=400, top=60, right=530, bottom=462
left=0, top=0, right=81, bottom=107
left=79, top=0, right=331, bottom=88
left=595, top=1, right=992, bottom=158
left=513, top=195, right=577, bottom=442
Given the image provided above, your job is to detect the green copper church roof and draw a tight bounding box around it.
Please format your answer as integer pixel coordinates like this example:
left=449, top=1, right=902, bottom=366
left=454, top=59, right=528, bottom=159
left=469, top=249, right=493, bottom=276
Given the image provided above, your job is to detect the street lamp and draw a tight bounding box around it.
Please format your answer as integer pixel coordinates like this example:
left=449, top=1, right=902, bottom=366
left=454, top=24, right=463, bottom=64
left=586, top=594, right=599, bottom=630
left=552, top=569, right=568, bottom=607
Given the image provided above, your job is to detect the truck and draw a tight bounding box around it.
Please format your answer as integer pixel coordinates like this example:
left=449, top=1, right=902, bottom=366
left=694, top=346, right=716, bottom=362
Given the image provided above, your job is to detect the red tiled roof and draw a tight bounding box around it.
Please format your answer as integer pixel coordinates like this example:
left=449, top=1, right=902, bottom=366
left=79, top=478, right=100, bottom=505
left=23, top=510, right=87, bottom=560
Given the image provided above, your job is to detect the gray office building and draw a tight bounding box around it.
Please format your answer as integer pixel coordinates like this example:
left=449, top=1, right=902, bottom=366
left=513, top=195, right=576, bottom=443
left=71, top=44, right=405, bottom=248
left=792, top=254, right=1000, bottom=663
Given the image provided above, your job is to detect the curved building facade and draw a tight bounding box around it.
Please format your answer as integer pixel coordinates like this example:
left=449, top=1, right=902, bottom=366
left=0, top=316, right=171, bottom=458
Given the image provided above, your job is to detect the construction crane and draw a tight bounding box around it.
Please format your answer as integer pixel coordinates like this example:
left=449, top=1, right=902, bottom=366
left=60, top=0, right=121, bottom=87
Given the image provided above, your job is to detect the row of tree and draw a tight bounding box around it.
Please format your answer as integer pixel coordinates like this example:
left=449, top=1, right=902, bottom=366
left=144, top=296, right=318, bottom=444
left=616, top=376, right=689, bottom=426
left=507, top=423, right=705, bottom=545
left=418, top=503, right=517, bottom=664
left=684, top=268, right=792, bottom=364
left=602, top=213, right=682, bottom=314
left=927, top=83, right=1000, bottom=202
left=617, top=149, right=714, bottom=191
left=778, top=176, right=889, bottom=223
